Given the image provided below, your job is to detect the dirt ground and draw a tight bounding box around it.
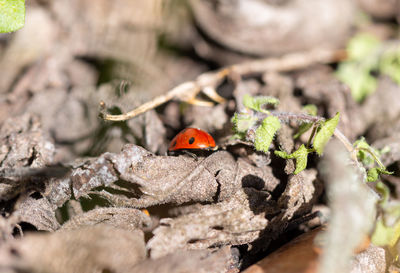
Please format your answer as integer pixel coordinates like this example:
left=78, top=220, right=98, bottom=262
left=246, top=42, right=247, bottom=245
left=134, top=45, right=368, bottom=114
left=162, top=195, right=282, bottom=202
left=0, top=1, right=400, bottom=272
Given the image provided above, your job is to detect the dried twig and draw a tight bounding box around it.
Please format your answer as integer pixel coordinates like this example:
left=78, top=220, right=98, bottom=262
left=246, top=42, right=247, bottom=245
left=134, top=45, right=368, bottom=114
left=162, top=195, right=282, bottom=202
left=100, top=48, right=345, bottom=121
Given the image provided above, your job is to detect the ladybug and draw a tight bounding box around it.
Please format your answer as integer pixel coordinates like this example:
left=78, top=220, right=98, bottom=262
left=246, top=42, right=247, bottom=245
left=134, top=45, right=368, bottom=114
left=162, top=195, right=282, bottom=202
left=168, top=128, right=217, bottom=152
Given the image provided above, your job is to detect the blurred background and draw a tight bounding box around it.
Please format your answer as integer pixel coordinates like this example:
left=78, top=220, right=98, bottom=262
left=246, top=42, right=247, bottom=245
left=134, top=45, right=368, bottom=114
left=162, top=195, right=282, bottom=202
left=0, top=0, right=398, bottom=159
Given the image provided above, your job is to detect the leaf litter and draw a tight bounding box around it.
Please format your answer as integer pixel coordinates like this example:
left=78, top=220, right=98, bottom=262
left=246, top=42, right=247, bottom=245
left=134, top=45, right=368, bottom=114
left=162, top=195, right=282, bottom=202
left=0, top=1, right=400, bottom=272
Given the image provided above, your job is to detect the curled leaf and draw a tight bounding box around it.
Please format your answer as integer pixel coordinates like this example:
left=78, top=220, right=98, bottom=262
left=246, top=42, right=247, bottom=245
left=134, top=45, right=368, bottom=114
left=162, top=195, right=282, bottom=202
left=366, top=167, right=393, bottom=183
left=243, top=94, right=279, bottom=113
left=231, top=112, right=257, bottom=138
left=371, top=218, right=400, bottom=249
left=313, top=112, right=340, bottom=155
left=254, top=116, right=281, bottom=153
left=354, top=137, right=376, bottom=166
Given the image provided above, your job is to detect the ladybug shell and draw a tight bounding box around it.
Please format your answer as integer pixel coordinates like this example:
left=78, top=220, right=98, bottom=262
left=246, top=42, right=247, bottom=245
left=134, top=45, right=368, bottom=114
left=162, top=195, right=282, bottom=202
left=168, top=128, right=216, bottom=151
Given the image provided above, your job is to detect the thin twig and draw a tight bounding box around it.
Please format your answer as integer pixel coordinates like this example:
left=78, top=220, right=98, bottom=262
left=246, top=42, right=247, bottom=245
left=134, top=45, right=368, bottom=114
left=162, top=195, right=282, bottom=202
left=333, top=128, right=356, bottom=161
left=100, top=48, right=345, bottom=121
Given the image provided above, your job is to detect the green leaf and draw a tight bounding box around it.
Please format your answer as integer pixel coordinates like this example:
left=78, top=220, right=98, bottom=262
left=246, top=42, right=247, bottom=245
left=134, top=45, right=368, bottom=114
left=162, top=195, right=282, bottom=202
left=231, top=113, right=257, bottom=139
left=375, top=181, right=390, bottom=206
left=254, top=116, right=281, bottom=153
left=302, top=104, right=318, bottom=116
left=336, top=63, right=377, bottom=102
left=0, top=0, right=25, bottom=33
left=292, top=145, right=309, bottom=174
left=336, top=33, right=381, bottom=102
left=313, top=112, right=340, bottom=155
left=346, top=33, right=380, bottom=60
left=380, top=48, right=400, bottom=85
left=243, top=94, right=279, bottom=113
left=371, top=217, right=400, bottom=248
left=294, top=105, right=318, bottom=139
left=354, top=137, right=375, bottom=166
left=367, top=167, right=393, bottom=182
left=275, top=144, right=309, bottom=174
left=274, top=150, right=290, bottom=159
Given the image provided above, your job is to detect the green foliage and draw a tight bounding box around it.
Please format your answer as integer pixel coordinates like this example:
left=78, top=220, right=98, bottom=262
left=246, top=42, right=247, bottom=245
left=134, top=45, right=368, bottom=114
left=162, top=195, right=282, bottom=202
left=372, top=219, right=400, bottom=248
left=354, top=137, right=376, bottom=166
left=231, top=113, right=257, bottom=139
left=274, top=144, right=310, bottom=174
left=294, top=104, right=318, bottom=139
left=337, top=33, right=400, bottom=102
left=336, top=64, right=377, bottom=102
left=242, top=94, right=279, bottom=113
left=380, top=47, right=400, bottom=85
left=375, top=181, right=390, bottom=206
left=367, top=167, right=393, bottom=183
left=313, top=112, right=340, bottom=155
left=254, top=116, right=281, bottom=153
left=346, top=33, right=380, bottom=60
left=371, top=182, right=400, bottom=251
left=302, top=104, right=318, bottom=116
left=354, top=137, right=392, bottom=182
left=336, top=33, right=380, bottom=102
left=0, top=0, right=25, bottom=33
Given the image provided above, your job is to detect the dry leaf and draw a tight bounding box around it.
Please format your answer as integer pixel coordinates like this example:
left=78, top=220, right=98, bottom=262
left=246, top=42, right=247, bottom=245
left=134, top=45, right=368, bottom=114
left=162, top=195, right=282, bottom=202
left=0, top=225, right=146, bottom=273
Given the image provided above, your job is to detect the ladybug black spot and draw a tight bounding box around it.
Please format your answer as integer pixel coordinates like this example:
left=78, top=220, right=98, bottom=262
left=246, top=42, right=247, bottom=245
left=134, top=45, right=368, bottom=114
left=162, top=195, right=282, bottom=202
left=189, top=137, right=195, bottom=144
left=171, top=140, right=177, bottom=148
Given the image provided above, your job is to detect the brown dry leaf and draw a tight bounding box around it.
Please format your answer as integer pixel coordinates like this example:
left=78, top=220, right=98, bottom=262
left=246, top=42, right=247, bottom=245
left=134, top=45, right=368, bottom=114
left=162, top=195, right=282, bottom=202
left=61, top=207, right=151, bottom=231
left=278, top=170, right=321, bottom=220
left=0, top=194, right=59, bottom=240
left=16, top=195, right=60, bottom=232
left=0, top=225, right=146, bottom=273
left=0, top=114, right=55, bottom=170
left=146, top=164, right=318, bottom=258
left=147, top=189, right=274, bottom=258
left=132, top=247, right=237, bottom=273
left=47, top=145, right=241, bottom=208
left=0, top=114, right=55, bottom=201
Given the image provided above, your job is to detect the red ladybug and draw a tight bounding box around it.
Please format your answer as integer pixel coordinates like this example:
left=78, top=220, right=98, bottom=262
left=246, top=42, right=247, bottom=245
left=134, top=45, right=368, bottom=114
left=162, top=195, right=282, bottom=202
left=168, top=128, right=217, bottom=152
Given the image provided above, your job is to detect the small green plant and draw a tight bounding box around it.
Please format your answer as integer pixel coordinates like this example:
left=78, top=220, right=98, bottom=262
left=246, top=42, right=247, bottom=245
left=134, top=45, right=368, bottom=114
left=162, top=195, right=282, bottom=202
left=337, top=33, right=400, bottom=102
left=0, top=0, right=25, bottom=33
left=232, top=94, right=391, bottom=178
left=353, top=138, right=393, bottom=182
left=233, top=94, right=398, bottom=260
left=371, top=181, right=400, bottom=261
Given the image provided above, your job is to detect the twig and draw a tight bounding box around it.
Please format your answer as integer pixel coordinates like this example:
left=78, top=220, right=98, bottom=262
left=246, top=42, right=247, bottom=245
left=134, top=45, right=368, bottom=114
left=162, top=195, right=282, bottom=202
left=100, top=48, right=345, bottom=121
left=333, top=128, right=356, bottom=161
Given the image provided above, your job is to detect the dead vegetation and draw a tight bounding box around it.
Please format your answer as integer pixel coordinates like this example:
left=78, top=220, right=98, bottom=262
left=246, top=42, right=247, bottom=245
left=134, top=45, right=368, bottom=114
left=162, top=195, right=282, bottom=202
left=0, top=0, right=400, bottom=272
